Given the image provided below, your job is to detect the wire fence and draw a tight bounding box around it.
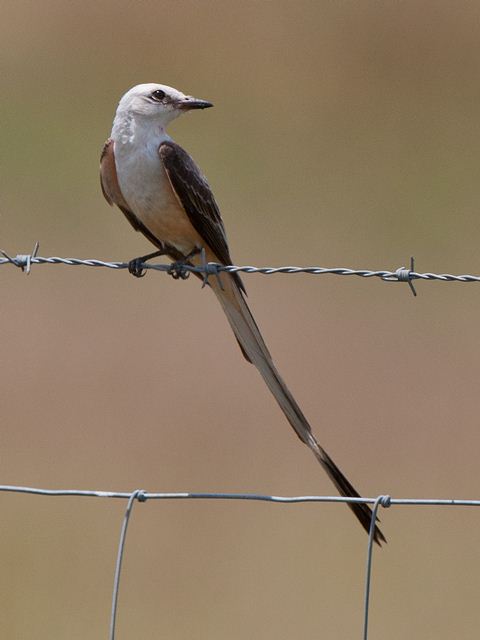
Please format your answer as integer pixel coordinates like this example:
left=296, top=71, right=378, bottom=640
left=3, top=246, right=479, bottom=636
left=3, top=244, right=480, bottom=296
left=3, top=484, right=480, bottom=639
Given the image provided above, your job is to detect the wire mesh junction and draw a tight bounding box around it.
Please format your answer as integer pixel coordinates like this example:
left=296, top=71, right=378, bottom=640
left=2, top=484, right=480, bottom=640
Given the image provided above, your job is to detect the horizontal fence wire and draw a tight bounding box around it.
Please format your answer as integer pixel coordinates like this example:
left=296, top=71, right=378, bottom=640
left=2, top=246, right=480, bottom=296
left=2, top=484, right=480, bottom=640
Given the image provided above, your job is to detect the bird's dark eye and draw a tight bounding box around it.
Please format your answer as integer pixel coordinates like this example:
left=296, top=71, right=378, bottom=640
left=151, top=89, right=166, bottom=102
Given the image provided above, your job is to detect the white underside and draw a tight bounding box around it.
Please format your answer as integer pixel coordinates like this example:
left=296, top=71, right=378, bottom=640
left=112, top=121, right=202, bottom=256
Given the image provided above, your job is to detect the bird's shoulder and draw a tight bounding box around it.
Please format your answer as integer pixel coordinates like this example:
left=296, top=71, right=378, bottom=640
left=159, top=140, right=212, bottom=193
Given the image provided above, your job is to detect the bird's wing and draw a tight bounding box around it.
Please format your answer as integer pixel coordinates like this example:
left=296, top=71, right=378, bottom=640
left=100, top=139, right=131, bottom=210
left=159, top=141, right=236, bottom=269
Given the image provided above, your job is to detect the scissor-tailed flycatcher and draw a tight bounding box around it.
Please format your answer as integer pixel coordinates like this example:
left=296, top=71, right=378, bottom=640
left=100, top=83, right=385, bottom=544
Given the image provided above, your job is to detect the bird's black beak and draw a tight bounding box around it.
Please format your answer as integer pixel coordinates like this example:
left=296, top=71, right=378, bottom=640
left=178, top=96, right=213, bottom=110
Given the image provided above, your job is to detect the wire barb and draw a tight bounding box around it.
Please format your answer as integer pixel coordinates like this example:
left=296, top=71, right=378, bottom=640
left=382, top=256, right=417, bottom=296
left=0, top=241, right=39, bottom=275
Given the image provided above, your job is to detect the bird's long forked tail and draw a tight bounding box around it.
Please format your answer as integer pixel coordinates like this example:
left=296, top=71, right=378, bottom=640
left=210, top=271, right=386, bottom=546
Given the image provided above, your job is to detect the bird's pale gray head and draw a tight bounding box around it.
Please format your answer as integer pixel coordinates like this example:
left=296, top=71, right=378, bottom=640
left=115, top=83, right=213, bottom=126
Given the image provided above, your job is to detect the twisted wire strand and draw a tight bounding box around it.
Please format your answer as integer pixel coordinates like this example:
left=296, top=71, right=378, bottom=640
left=1, top=252, right=480, bottom=283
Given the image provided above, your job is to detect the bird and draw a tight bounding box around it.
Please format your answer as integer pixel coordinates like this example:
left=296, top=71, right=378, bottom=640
left=100, top=83, right=385, bottom=545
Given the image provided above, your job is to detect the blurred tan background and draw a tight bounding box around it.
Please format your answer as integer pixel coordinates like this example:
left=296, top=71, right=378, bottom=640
left=2, top=1, right=480, bottom=638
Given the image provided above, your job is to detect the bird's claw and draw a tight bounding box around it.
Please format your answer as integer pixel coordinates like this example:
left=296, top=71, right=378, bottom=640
left=127, top=248, right=168, bottom=277
left=168, top=261, right=190, bottom=280
left=128, top=258, right=147, bottom=278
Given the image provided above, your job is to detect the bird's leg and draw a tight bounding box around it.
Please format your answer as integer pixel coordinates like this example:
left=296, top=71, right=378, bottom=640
left=128, top=248, right=167, bottom=278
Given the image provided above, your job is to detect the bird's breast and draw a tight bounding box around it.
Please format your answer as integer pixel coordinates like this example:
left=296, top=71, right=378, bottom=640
left=113, top=139, right=202, bottom=255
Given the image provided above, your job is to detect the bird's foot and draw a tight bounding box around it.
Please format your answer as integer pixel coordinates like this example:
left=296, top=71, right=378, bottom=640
left=167, top=260, right=191, bottom=280
left=167, top=247, right=202, bottom=281
left=127, top=249, right=167, bottom=278
left=128, top=257, right=148, bottom=278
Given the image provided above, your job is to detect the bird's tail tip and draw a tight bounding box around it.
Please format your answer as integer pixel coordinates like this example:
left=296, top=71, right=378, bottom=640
left=317, top=445, right=387, bottom=546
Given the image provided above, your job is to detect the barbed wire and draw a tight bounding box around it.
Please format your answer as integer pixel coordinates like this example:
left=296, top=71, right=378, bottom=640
left=3, top=245, right=480, bottom=296
left=2, top=483, right=480, bottom=640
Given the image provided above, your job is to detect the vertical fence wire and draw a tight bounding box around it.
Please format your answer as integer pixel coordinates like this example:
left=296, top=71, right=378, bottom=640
left=110, top=490, right=147, bottom=640
left=362, top=495, right=391, bottom=640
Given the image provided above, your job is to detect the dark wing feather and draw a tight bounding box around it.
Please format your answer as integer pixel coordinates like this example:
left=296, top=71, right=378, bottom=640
left=161, top=141, right=251, bottom=359
left=160, top=141, right=234, bottom=268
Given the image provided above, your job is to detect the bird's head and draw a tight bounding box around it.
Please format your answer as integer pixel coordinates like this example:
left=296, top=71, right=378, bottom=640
left=115, top=83, right=213, bottom=127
